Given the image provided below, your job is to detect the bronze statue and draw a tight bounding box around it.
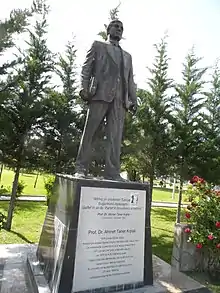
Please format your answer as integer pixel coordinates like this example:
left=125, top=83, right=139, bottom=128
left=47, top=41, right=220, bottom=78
left=74, top=19, right=137, bottom=181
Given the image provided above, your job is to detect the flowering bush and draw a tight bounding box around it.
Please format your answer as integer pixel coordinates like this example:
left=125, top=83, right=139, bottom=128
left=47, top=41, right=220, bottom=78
left=184, top=176, right=220, bottom=276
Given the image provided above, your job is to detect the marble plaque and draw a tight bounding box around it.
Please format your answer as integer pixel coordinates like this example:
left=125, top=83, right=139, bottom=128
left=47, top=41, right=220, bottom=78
left=72, top=187, right=146, bottom=292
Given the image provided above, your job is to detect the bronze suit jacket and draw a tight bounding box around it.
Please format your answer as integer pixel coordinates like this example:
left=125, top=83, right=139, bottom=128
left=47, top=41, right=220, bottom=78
left=80, top=41, right=137, bottom=109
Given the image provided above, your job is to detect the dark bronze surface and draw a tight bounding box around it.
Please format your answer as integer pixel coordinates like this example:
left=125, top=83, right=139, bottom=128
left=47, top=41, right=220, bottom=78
left=75, top=20, right=137, bottom=181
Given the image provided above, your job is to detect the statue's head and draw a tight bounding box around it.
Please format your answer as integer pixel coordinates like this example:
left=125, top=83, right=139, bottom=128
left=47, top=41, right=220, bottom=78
left=107, top=19, right=123, bottom=41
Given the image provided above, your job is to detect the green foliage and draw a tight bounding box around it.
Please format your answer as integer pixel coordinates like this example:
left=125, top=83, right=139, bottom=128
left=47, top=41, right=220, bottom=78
left=171, top=48, right=207, bottom=180
left=0, top=3, right=54, bottom=169
left=0, top=8, right=31, bottom=55
left=193, top=62, right=220, bottom=184
left=0, top=180, right=27, bottom=197
left=135, top=35, right=173, bottom=193
left=44, top=175, right=55, bottom=204
left=0, top=0, right=54, bottom=231
left=0, top=185, right=11, bottom=195
left=0, top=212, right=6, bottom=230
left=16, top=180, right=26, bottom=197
left=170, top=49, right=207, bottom=222
left=42, top=38, right=82, bottom=173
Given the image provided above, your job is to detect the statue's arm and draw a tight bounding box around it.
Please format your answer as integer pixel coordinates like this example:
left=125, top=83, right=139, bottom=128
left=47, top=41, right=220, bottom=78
left=80, top=41, right=97, bottom=91
left=128, top=56, right=137, bottom=106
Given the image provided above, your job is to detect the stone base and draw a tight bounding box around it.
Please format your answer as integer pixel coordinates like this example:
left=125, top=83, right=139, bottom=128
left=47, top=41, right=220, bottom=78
left=171, top=223, right=209, bottom=272
left=26, top=250, right=212, bottom=293
left=35, top=174, right=153, bottom=293
left=171, top=223, right=196, bottom=271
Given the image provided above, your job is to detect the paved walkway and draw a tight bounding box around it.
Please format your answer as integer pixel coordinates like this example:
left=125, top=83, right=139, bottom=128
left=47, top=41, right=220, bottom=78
left=0, top=244, right=209, bottom=293
left=0, top=195, right=46, bottom=202
left=0, top=195, right=187, bottom=208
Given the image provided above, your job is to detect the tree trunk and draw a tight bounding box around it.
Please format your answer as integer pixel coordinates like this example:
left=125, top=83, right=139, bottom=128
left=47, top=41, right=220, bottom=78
left=5, top=164, right=21, bottom=230
left=149, top=174, right=154, bottom=201
left=172, top=175, right=176, bottom=200
left=176, top=177, right=183, bottom=223
left=56, top=136, right=64, bottom=174
left=149, top=164, right=155, bottom=210
left=34, top=172, right=39, bottom=188
left=149, top=154, right=156, bottom=208
left=0, top=164, right=3, bottom=183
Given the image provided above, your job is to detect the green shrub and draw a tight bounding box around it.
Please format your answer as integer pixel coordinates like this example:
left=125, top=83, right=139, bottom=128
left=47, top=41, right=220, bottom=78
left=0, top=212, right=6, bottom=230
left=16, top=180, right=26, bottom=197
left=0, top=185, right=11, bottom=195
left=44, top=176, right=55, bottom=205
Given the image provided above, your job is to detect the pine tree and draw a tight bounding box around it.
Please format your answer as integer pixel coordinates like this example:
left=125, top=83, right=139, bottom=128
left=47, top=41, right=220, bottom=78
left=194, top=62, right=220, bottom=184
left=137, top=35, right=173, bottom=202
left=43, top=39, right=81, bottom=173
left=0, top=7, right=32, bottom=93
left=1, top=0, right=54, bottom=230
left=171, top=48, right=207, bottom=223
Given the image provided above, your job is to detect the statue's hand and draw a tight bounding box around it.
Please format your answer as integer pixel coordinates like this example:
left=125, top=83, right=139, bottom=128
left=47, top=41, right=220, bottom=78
left=79, top=88, right=90, bottom=101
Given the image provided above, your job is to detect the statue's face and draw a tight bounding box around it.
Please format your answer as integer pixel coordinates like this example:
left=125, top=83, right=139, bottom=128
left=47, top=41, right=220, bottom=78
left=109, top=21, right=123, bottom=41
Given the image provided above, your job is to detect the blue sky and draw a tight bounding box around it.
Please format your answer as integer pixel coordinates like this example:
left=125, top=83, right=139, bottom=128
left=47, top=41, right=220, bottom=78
left=1, top=0, right=220, bottom=89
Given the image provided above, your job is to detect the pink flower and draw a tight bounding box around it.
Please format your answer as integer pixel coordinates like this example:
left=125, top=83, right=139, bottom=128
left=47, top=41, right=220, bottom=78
left=184, top=228, right=191, bottom=233
left=208, top=234, right=214, bottom=240
left=215, top=221, right=220, bottom=228
left=190, top=176, right=205, bottom=184
left=216, top=243, right=220, bottom=249
left=196, top=243, right=203, bottom=249
left=185, top=212, right=191, bottom=219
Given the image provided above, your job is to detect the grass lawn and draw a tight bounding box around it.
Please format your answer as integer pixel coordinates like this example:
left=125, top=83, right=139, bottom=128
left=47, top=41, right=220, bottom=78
left=1, top=168, right=189, bottom=203
left=0, top=203, right=219, bottom=292
left=0, top=202, right=47, bottom=244
left=0, top=168, right=48, bottom=196
left=152, top=187, right=188, bottom=204
left=0, top=202, right=177, bottom=254
left=151, top=208, right=176, bottom=263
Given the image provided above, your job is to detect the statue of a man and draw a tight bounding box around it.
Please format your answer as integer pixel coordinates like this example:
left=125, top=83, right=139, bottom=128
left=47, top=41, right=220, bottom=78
left=74, top=19, right=137, bottom=181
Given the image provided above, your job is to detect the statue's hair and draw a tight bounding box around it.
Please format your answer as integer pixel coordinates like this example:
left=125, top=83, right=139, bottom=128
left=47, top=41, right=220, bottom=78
left=106, top=19, right=123, bottom=35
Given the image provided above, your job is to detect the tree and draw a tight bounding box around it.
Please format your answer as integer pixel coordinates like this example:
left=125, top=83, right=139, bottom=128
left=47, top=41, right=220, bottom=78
left=0, top=8, right=31, bottom=78
left=0, top=7, right=32, bottom=163
left=0, top=0, right=54, bottom=230
left=43, top=39, right=82, bottom=173
left=171, top=48, right=207, bottom=223
left=137, top=35, right=173, bottom=202
left=0, top=0, right=47, bottom=86
left=122, top=88, right=145, bottom=182
left=193, top=62, right=220, bottom=184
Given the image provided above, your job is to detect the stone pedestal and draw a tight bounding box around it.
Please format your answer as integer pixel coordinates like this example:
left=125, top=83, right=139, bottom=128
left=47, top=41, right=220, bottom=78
left=26, top=174, right=153, bottom=293
left=171, top=223, right=201, bottom=272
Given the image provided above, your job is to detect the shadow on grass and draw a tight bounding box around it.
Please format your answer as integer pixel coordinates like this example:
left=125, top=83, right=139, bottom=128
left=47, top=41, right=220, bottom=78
left=0, top=202, right=47, bottom=213
left=3, top=229, right=34, bottom=244
left=151, top=225, right=174, bottom=233
left=151, top=208, right=177, bottom=222
left=151, top=233, right=173, bottom=264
